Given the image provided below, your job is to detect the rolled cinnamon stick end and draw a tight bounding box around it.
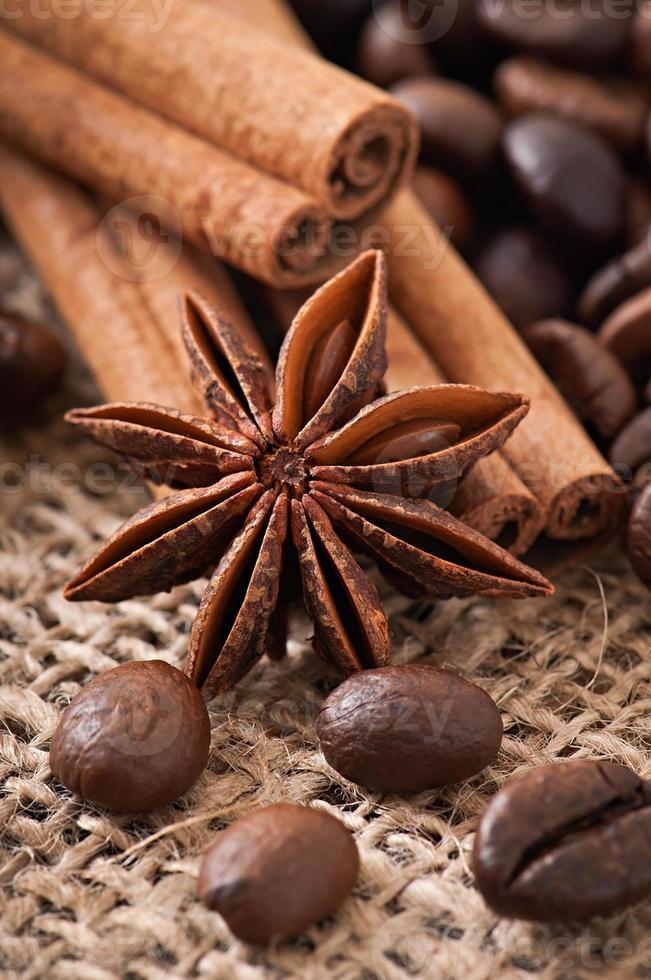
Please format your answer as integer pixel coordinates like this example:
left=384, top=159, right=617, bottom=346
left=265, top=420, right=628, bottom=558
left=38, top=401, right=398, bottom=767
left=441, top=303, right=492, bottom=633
left=0, top=32, right=341, bottom=289
left=6, top=0, right=419, bottom=223
left=383, top=189, right=625, bottom=543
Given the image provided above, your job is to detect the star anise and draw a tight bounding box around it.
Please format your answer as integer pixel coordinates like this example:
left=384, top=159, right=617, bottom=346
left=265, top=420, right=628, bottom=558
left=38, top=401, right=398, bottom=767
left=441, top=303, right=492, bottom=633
left=64, top=251, right=552, bottom=698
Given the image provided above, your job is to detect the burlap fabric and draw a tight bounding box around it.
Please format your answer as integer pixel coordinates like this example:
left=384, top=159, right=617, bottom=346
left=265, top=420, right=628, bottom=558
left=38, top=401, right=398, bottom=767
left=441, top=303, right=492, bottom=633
left=2, top=235, right=651, bottom=980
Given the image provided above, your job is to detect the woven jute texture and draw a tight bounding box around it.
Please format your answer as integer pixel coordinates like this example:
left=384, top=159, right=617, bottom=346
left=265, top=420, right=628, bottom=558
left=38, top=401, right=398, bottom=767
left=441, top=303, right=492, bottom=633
left=3, top=236, right=651, bottom=980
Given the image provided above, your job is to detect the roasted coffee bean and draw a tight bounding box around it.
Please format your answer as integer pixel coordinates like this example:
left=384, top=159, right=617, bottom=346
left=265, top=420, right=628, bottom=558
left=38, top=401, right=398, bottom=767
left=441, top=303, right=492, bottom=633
left=628, top=481, right=651, bottom=586
left=610, top=408, right=651, bottom=477
left=391, top=77, right=502, bottom=182
left=428, top=0, right=486, bottom=74
left=0, top=310, right=65, bottom=419
left=357, top=2, right=437, bottom=89
left=503, top=114, right=626, bottom=259
left=579, top=238, right=651, bottom=328
left=473, top=227, right=572, bottom=330
left=316, top=665, right=503, bottom=793
left=477, top=0, right=631, bottom=69
left=198, top=803, right=359, bottom=944
left=50, top=660, right=211, bottom=812
left=473, top=760, right=651, bottom=922
left=599, top=287, right=651, bottom=389
left=523, top=320, right=636, bottom=441
left=288, top=0, right=371, bottom=63
left=412, top=165, right=474, bottom=250
left=625, top=178, right=651, bottom=246
left=494, top=57, right=647, bottom=155
left=632, top=1, right=651, bottom=77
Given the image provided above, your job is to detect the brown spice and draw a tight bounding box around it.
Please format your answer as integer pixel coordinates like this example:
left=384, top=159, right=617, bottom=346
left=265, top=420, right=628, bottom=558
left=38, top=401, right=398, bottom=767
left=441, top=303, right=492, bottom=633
left=64, top=251, right=552, bottom=697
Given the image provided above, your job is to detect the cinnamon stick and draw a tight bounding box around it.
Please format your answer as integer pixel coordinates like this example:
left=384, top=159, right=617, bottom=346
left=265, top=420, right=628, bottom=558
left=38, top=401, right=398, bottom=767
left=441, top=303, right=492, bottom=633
left=0, top=32, right=337, bottom=288
left=227, top=0, right=624, bottom=547
left=0, top=144, right=262, bottom=413
left=5, top=0, right=418, bottom=224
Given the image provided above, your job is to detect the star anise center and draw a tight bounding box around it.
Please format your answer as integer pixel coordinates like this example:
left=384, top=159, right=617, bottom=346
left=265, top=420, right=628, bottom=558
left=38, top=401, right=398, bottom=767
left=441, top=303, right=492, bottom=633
left=258, top=446, right=308, bottom=494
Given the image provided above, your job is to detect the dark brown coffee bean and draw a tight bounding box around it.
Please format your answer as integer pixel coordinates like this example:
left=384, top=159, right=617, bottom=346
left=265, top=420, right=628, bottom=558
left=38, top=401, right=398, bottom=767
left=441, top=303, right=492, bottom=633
left=599, top=287, right=651, bottom=386
left=610, top=408, right=651, bottom=477
left=494, top=57, right=647, bottom=155
left=316, top=665, right=503, bottom=794
left=0, top=311, right=65, bottom=419
left=625, top=178, right=651, bottom=247
left=391, top=77, right=503, bottom=182
left=473, top=760, right=651, bottom=922
left=357, top=3, right=437, bottom=89
left=503, top=114, right=626, bottom=259
left=628, top=480, right=651, bottom=585
left=429, top=0, right=486, bottom=73
left=412, top=165, right=474, bottom=250
left=198, top=803, right=359, bottom=944
left=50, top=660, right=211, bottom=812
left=473, top=227, right=573, bottom=330
left=579, top=238, right=651, bottom=328
left=523, top=319, right=636, bottom=440
left=478, top=0, right=631, bottom=69
left=631, top=1, right=651, bottom=77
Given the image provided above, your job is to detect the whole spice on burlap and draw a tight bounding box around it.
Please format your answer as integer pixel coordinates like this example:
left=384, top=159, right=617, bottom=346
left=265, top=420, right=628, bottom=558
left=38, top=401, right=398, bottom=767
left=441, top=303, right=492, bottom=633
left=64, top=251, right=551, bottom=698
left=50, top=660, right=211, bottom=812
left=473, top=760, right=651, bottom=922
left=198, top=803, right=359, bottom=944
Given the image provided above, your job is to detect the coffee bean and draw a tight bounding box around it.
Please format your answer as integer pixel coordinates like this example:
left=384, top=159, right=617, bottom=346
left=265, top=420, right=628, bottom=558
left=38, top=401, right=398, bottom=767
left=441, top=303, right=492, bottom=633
left=610, top=408, right=651, bottom=477
left=494, top=57, right=647, bottom=155
left=0, top=311, right=65, bottom=419
left=316, top=665, right=503, bottom=794
left=599, top=287, right=651, bottom=389
left=625, top=179, right=651, bottom=247
left=357, top=2, right=437, bottom=89
left=503, top=114, right=626, bottom=259
left=473, top=227, right=573, bottom=330
left=198, top=803, right=359, bottom=944
left=477, top=0, right=631, bottom=69
left=50, top=660, right=211, bottom=812
left=631, top=1, right=651, bottom=77
left=412, top=165, right=474, bottom=250
left=628, top=480, right=651, bottom=585
left=578, top=238, right=651, bottom=328
left=391, top=77, right=503, bottom=182
left=473, top=760, right=651, bottom=922
left=523, top=319, right=636, bottom=441
left=428, top=0, right=486, bottom=75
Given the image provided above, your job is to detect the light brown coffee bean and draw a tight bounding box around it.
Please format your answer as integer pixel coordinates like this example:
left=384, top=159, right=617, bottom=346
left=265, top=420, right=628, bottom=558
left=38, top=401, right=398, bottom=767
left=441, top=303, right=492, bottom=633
left=391, top=77, right=503, bottom=182
left=524, top=319, right=636, bottom=441
left=198, top=804, right=359, bottom=944
left=579, top=238, right=651, bottom=328
left=628, top=481, right=651, bottom=587
left=412, top=165, right=474, bottom=250
left=357, top=2, right=437, bottom=89
left=494, top=57, right=647, bottom=154
left=317, top=665, right=503, bottom=793
left=50, top=660, right=211, bottom=812
left=474, top=227, right=573, bottom=330
left=503, top=114, right=626, bottom=260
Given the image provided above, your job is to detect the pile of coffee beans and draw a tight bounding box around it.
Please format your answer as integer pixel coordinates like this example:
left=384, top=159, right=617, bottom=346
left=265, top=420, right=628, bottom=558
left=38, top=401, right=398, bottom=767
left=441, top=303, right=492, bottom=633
left=290, top=0, right=651, bottom=584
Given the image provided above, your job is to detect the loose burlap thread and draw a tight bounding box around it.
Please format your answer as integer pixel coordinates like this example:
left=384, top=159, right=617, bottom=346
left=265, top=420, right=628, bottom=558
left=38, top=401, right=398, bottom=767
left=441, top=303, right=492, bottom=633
left=2, top=236, right=651, bottom=980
